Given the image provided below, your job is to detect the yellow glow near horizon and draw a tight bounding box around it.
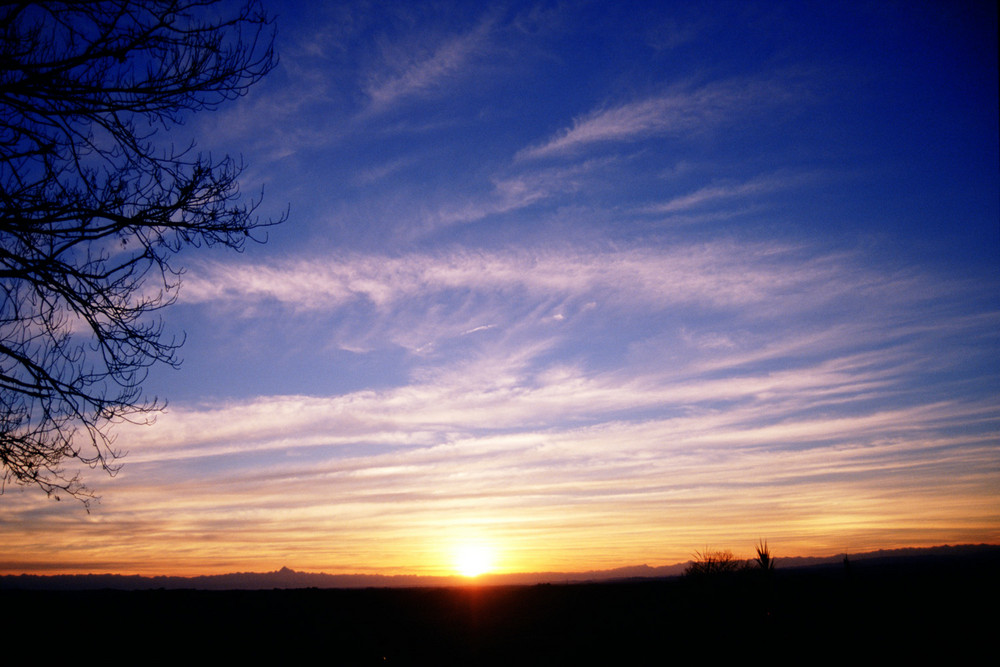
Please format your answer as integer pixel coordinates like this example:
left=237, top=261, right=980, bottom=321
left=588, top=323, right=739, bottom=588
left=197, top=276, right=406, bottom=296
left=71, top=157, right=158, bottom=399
left=454, top=543, right=496, bottom=578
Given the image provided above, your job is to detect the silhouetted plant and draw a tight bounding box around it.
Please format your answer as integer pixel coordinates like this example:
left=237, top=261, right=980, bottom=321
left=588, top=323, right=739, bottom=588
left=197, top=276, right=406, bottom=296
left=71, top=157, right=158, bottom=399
left=683, top=542, right=778, bottom=624
left=685, top=549, right=745, bottom=577
left=754, top=539, right=775, bottom=571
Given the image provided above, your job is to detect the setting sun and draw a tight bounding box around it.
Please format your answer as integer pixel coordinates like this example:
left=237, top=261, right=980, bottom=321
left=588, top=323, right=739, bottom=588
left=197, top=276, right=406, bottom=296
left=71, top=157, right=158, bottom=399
left=454, top=544, right=495, bottom=578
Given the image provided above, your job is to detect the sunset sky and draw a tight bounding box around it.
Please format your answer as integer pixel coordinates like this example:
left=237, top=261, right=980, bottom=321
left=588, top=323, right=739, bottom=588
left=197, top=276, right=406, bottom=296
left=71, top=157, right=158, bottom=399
left=2, top=0, right=998, bottom=577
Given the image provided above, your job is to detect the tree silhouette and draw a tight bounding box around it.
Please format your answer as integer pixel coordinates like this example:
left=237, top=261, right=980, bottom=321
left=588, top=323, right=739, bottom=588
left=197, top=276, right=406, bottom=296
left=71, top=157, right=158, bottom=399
left=1, top=1, right=281, bottom=505
left=684, top=549, right=744, bottom=577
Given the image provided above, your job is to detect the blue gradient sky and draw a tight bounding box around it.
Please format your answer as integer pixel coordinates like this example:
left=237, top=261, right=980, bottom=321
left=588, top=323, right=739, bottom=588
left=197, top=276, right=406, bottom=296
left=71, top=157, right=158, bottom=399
left=3, top=0, right=997, bottom=576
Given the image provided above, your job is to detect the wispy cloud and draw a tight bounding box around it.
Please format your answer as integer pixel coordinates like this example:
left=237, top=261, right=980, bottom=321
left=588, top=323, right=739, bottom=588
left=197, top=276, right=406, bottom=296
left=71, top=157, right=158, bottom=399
left=362, top=16, right=495, bottom=115
left=353, top=156, right=418, bottom=186
left=644, top=171, right=817, bottom=214
left=173, top=241, right=974, bottom=399
left=9, top=290, right=991, bottom=574
left=5, top=244, right=995, bottom=574
left=180, top=241, right=881, bottom=316
left=424, top=158, right=617, bottom=228
left=519, top=77, right=802, bottom=159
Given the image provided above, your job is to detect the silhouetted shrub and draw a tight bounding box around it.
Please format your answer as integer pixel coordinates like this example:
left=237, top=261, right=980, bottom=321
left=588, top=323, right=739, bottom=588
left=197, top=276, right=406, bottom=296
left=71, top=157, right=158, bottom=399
left=685, top=549, right=746, bottom=577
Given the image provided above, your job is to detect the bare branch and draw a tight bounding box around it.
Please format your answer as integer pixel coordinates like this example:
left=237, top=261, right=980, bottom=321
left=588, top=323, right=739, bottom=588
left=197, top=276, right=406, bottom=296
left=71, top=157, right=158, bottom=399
left=1, top=0, right=282, bottom=506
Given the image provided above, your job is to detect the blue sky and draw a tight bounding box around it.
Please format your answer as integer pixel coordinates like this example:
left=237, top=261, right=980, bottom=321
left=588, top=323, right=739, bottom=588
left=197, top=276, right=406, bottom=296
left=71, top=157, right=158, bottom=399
left=3, top=0, right=998, bottom=576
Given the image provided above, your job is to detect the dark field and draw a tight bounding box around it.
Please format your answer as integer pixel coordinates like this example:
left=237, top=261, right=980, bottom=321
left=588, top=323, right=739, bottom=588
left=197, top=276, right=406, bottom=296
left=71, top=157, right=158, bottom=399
left=4, top=550, right=996, bottom=664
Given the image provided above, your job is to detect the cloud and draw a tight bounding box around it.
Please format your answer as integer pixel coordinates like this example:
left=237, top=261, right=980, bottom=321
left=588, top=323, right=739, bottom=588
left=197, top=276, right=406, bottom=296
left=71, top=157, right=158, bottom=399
left=180, top=241, right=873, bottom=315
left=462, top=324, right=496, bottom=335
left=176, top=240, right=951, bottom=365
left=114, top=306, right=996, bottom=469
left=519, top=77, right=801, bottom=159
left=41, top=293, right=992, bottom=574
left=424, top=158, right=618, bottom=228
left=644, top=171, right=817, bottom=214
left=362, top=16, right=495, bottom=114
left=353, top=157, right=418, bottom=186
left=6, top=247, right=996, bottom=574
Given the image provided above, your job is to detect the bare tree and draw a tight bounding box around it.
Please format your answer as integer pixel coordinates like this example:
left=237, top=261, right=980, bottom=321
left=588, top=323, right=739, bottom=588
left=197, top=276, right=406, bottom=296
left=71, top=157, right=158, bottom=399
left=1, top=1, right=282, bottom=505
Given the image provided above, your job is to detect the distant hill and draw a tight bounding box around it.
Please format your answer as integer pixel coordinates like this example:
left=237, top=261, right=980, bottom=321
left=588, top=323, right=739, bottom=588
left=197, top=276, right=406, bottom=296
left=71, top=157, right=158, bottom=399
left=3, top=543, right=996, bottom=591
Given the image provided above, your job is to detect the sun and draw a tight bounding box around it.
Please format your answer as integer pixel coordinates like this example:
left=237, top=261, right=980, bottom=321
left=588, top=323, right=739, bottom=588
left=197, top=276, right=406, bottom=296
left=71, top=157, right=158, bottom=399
left=454, top=543, right=495, bottom=578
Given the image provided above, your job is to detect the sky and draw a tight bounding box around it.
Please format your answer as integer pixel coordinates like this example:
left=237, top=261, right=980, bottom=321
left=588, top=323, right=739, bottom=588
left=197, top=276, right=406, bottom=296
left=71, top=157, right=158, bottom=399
left=2, top=0, right=998, bottom=577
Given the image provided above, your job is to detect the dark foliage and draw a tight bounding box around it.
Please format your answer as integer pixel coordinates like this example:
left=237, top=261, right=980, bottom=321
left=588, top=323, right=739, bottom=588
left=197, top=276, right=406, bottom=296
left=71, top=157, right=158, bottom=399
left=684, top=548, right=746, bottom=578
left=0, top=1, right=280, bottom=504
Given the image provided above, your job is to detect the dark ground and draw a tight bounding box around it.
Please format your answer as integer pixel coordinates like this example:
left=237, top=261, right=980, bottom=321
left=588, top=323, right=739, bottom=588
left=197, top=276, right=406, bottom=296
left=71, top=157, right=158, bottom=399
left=3, top=548, right=996, bottom=664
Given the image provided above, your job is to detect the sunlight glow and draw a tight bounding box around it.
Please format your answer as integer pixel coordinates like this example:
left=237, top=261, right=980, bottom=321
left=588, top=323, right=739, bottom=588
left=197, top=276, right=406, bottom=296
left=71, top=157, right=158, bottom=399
left=454, top=544, right=495, bottom=578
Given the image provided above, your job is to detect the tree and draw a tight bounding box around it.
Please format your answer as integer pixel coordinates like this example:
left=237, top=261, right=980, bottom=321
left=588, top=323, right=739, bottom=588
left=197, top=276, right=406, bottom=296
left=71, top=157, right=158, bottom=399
left=1, top=0, right=281, bottom=505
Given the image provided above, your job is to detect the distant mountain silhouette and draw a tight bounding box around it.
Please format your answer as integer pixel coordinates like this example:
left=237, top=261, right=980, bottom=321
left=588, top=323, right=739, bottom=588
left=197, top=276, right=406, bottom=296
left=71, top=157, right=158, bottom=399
left=3, top=543, right=996, bottom=591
